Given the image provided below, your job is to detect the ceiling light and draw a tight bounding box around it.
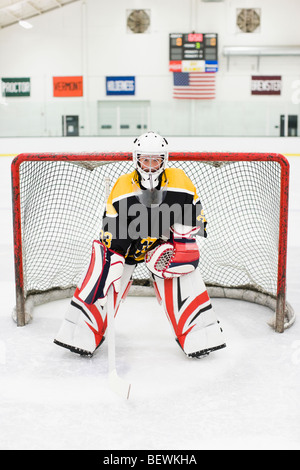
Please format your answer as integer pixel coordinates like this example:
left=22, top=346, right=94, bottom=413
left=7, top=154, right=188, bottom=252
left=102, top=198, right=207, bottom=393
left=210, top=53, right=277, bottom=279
left=18, top=20, right=33, bottom=29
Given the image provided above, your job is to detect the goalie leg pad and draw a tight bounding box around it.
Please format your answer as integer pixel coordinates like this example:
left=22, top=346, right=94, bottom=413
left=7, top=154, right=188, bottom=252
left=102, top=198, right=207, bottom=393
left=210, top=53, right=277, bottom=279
left=54, top=290, right=106, bottom=356
left=153, top=268, right=226, bottom=357
left=78, top=240, right=125, bottom=305
left=54, top=264, right=135, bottom=356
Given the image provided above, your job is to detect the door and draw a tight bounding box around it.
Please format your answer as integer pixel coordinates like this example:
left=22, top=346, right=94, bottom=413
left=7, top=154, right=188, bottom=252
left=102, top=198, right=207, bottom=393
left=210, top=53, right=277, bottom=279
left=280, top=114, right=298, bottom=136
left=98, top=101, right=150, bottom=136
left=62, top=115, right=79, bottom=136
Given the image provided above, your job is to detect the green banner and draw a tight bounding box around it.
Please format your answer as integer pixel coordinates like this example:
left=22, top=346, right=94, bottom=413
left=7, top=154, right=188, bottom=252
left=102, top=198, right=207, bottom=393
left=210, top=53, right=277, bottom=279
left=1, top=77, right=31, bottom=97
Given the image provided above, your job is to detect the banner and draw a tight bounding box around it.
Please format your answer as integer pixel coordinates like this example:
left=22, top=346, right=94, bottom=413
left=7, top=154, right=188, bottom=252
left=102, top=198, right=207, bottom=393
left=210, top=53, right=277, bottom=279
left=53, top=76, right=83, bottom=97
left=106, top=76, right=135, bottom=95
left=1, top=77, right=30, bottom=97
left=251, top=76, right=281, bottom=95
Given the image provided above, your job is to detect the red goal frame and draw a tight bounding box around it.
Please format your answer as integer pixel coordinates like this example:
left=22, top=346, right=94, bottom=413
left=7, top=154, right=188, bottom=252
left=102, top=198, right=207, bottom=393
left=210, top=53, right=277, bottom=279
left=11, top=152, right=291, bottom=332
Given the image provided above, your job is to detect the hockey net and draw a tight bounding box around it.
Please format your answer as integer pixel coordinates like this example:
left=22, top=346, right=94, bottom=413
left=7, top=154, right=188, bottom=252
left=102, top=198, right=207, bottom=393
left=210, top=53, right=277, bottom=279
left=11, top=152, right=295, bottom=332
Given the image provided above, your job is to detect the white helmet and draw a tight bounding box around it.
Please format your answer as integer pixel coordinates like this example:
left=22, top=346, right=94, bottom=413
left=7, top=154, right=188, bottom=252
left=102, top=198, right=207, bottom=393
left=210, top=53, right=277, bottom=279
left=133, top=131, right=168, bottom=189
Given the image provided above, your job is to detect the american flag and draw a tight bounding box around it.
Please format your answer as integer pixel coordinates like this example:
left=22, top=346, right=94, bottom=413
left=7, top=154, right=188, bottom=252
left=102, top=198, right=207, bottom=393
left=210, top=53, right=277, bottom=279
left=173, top=72, right=216, bottom=99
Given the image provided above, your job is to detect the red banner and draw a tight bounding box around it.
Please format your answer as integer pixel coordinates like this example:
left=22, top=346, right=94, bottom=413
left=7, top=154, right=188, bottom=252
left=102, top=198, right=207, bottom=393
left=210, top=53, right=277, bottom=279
left=53, top=76, right=83, bottom=97
left=251, top=76, right=281, bottom=95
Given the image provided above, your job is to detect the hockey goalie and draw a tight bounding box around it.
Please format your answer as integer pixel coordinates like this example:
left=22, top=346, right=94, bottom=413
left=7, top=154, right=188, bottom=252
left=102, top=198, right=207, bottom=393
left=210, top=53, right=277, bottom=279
left=54, top=132, right=226, bottom=358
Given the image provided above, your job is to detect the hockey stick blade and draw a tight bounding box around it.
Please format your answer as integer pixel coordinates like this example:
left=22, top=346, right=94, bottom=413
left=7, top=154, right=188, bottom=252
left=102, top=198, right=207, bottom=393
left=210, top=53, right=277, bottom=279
left=109, top=369, right=131, bottom=400
left=106, top=286, right=131, bottom=399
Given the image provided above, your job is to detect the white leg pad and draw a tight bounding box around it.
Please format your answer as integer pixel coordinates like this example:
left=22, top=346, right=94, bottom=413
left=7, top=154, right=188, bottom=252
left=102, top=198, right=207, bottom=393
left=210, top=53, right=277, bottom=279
left=54, top=264, right=135, bottom=356
left=182, top=321, right=225, bottom=357
left=153, top=268, right=226, bottom=357
left=54, top=300, right=101, bottom=355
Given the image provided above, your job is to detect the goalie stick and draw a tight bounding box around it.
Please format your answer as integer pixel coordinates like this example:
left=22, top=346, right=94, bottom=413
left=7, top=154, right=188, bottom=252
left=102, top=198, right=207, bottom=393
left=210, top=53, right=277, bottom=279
left=104, top=177, right=131, bottom=398
left=104, top=176, right=130, bottom=398
left=106, top=284, right=131, bottom=399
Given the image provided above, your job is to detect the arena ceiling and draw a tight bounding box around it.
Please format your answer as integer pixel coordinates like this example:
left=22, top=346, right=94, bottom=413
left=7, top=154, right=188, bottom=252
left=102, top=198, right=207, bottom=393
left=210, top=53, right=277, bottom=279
left=0, top=0, right=80, bottom=28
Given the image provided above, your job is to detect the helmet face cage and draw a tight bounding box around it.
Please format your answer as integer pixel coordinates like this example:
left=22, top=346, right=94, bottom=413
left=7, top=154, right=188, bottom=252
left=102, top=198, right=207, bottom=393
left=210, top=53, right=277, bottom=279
left=133, top=132, right=168, bottom=189
left=136, top=153, right=165, bottom=174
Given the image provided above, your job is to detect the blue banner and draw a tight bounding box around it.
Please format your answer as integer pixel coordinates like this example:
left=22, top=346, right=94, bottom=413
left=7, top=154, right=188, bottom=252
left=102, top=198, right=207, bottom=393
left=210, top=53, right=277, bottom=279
left=106, top=76, right=135, bottom=95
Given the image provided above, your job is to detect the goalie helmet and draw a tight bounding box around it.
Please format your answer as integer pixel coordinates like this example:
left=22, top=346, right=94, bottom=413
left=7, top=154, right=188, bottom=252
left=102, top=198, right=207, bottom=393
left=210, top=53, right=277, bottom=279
left=133, top=131, right=168, bottom=190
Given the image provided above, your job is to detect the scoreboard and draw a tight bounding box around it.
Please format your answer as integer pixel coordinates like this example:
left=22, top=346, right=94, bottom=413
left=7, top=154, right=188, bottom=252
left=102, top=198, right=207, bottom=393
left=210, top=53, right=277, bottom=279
left=169, top=33, right=218, bottom=72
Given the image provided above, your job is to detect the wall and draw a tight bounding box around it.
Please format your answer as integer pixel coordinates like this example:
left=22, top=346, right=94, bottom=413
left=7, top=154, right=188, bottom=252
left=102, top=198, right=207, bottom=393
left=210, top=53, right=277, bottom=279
left=1, top=0, right=300, bottom=137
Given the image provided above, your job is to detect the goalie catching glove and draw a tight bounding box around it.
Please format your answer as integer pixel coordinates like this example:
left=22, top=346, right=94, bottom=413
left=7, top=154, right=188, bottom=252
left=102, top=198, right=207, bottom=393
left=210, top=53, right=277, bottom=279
left=145, top=224, right=200, bottom=279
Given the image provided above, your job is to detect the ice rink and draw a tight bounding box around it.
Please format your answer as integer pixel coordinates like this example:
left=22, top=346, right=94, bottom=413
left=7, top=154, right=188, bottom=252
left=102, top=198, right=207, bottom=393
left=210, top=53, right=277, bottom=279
left=0, top=153, right=299, bottom=450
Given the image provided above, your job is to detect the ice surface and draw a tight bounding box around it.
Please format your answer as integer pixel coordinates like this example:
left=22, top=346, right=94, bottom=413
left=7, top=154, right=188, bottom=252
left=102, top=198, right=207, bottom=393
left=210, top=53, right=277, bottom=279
left=0, top=155, right=299, bottom=450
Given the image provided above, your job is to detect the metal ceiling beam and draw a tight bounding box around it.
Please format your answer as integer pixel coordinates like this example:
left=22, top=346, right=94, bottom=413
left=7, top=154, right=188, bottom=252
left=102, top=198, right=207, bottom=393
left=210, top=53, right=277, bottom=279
left=26, top=2, right=43, bottom=14
left=0, top=0, right=80, bottom=28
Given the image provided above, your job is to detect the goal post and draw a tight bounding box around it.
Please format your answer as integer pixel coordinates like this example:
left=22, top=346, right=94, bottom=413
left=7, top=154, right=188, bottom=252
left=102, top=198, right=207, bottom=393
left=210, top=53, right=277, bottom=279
left=11, top=152, right=295, bottom=333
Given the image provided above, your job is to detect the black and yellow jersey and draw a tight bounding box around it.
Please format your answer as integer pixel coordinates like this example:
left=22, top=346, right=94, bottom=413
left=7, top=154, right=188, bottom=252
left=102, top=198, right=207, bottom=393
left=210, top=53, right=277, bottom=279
left=100, top=168, right=206, bottom=264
